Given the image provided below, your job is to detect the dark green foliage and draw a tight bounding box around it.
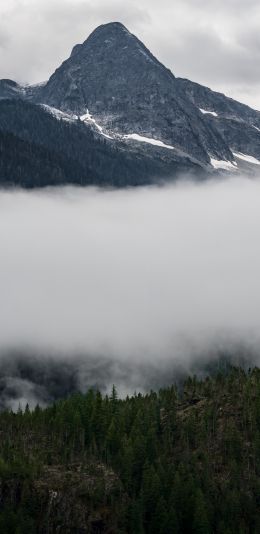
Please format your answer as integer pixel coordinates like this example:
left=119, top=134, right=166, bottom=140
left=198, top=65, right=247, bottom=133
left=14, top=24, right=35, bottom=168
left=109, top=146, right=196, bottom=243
left=1, top=368, right=260, bottom=532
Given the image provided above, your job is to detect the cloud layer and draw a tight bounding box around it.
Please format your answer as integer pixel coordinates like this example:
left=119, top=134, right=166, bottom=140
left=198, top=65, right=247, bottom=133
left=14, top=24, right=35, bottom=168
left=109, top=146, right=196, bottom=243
left=0, top=0, right=259, bottom=109
left=1, top=178, right=260, bottom=355
left=1, top=177, right=260, bottom=405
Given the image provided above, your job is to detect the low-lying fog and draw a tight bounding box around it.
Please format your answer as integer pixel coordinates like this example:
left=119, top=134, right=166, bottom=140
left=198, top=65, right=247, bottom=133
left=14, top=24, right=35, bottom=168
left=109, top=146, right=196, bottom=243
left=1, top=176, right=260, bottom=408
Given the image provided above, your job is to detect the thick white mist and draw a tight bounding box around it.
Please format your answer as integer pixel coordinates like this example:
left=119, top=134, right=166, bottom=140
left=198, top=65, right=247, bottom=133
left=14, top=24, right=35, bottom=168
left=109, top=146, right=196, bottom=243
left=0, top=177, right=260, bottom=362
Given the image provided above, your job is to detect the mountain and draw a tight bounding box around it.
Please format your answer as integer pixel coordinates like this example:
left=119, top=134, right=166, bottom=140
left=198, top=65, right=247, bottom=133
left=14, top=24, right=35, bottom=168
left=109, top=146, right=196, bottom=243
left=177, top=78, right=260, bottom=164
left=34, top=22, right=234, bottom=166
left=0, top=99, right=199, bottom=188
left=0, top=21, right=260, bottom=187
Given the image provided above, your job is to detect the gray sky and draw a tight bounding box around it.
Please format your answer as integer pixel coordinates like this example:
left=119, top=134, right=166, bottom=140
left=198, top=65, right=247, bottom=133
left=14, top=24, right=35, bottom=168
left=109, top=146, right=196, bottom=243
left=0, top=0, right=260, bottom=110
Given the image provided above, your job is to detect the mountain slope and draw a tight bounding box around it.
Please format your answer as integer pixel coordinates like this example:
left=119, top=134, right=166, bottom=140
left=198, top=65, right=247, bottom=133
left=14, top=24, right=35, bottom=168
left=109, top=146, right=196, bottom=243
left=34, top=22, right=233, bottom=166
left=0, top=129, right=87, bottom=188
left=0, top=22, right=259, bottom=186
left=177, top=78, right=260, bottom=164
left=0, top=99, right=201, bottom=187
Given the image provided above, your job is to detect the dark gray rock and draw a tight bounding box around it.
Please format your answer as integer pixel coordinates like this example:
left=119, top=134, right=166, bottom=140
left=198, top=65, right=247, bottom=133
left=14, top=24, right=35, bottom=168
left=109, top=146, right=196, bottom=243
left=177, top=78, right=260, bottom=161
left=34, top=22, right=233, bottom=166
left=0, top=21, right=259, bottom=182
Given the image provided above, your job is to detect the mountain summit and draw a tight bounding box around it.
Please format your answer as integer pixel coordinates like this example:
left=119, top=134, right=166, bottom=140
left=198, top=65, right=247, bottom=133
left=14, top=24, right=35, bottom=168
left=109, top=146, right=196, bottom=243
left=38, top=22, right=175, bottom=115
left=35, top=22, right=234, bottom=165
left=0, top=22, right=260, bottom=187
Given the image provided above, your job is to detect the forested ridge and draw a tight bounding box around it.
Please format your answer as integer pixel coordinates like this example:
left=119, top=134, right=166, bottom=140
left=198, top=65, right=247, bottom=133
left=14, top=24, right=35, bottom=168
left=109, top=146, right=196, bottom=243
left=1, top=367, right=260, bottom=533
left=0, top=99, right=196, bottom=188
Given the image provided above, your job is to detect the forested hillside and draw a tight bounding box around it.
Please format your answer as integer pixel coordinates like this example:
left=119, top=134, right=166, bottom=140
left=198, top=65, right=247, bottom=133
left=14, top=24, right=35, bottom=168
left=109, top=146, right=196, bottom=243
left=0, top=100, right=197, bottom=188
left=0, top=129, right=90, bottom=187
left=0, top=367, right=260, bottom=533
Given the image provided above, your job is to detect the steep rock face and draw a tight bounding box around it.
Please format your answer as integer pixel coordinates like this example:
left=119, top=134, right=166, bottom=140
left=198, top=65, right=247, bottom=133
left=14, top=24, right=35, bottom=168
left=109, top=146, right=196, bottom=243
left=177, top=78, right=260, bottom=160
left=177, top=78, right=260, bottom=124
left=35, top=22, right=233, bottom=165
left=38, top=22, right=174, bottom=114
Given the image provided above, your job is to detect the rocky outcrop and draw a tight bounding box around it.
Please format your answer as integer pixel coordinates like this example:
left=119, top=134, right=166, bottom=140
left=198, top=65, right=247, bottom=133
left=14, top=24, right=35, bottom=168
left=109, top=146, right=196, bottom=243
left=0, top=463, right=122, bottom=533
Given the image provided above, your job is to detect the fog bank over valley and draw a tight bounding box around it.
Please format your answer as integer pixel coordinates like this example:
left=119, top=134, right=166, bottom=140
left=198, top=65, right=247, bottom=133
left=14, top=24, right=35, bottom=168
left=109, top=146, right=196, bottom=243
left=1, top=176, right=260, bottom=406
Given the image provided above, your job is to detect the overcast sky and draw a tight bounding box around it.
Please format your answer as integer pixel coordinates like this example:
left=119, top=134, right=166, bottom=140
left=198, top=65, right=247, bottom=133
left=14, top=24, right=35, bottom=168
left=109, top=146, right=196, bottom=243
left=0, top=0, right=260, bottom=110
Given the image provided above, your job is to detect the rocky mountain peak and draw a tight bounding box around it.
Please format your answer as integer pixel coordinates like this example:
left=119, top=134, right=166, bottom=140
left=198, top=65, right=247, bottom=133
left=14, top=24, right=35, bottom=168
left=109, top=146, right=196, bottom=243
left=87, top=21, right=130, bottom=37
left=1, top=22, right=259, bottom=179
left=35, top=21, right=176, bottom=116
left=78, top=22, right=146, bottom=54
left=65, top=21, right=171, bottom=81
left=70, top=22, right=130, bottom=57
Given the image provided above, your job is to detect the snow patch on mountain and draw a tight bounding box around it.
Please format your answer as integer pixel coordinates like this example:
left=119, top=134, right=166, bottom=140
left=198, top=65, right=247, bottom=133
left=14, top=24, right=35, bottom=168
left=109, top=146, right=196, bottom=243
left=200, top=109, right=218, bottom=117
left=233, top=152, right=260, bottom=165
left=123, top=133, right=175, bottom=150
left=252, top=125, right=260, bottom=133
left=210, top=158, right=237, bottom=170
left=41, top=105, right=113, bottom=139
left=80, top=110, right=113, bottom=139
